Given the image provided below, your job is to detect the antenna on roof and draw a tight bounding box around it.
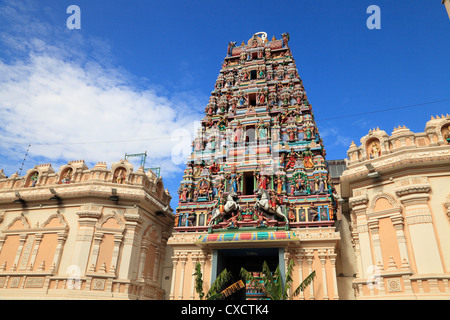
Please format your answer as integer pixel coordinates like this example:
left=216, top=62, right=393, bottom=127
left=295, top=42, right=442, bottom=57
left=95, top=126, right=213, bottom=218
left=124, top=151, right=161, bottom=177
left=18, top=144, right=31, bottom=176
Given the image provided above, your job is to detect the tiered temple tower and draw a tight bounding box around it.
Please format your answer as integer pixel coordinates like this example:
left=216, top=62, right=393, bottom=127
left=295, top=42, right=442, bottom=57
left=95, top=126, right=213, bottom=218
left=168, top=32, right=341, bottom=300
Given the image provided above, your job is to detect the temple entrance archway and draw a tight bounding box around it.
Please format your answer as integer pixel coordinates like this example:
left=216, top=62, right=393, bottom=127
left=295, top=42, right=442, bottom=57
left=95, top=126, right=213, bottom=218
left=212, top=247, right=283, bottom=300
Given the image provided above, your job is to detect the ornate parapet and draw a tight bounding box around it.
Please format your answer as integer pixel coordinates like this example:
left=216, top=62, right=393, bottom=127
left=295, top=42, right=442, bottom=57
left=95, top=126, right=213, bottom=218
left=344, top=115, right=450, bottom=171
left=0, top=159, right=171, bottom=208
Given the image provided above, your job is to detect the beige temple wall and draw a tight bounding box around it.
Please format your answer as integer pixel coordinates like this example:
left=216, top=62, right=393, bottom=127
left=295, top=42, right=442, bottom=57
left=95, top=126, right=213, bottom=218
left=444, top=0, right=450, bottom=20
left=340, top=115, right=450, bottom=299
left=0, top=159, right=174, bottom=299
left=167, top=227, right=340, bottom=300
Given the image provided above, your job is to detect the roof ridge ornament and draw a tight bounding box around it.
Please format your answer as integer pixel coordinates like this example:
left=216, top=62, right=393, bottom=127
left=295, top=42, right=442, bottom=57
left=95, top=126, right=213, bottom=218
left=253, top=31, right=267, bottom=42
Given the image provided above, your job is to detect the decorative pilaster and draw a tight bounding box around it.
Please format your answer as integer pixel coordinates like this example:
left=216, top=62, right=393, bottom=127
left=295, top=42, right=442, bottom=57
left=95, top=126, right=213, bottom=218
left=295, top=249, right=305, bottom=300
left=71, top=205, right=102, bottom=276
left=396, top=183, right=443, bottom=274
left=329, top=252, right=339, bottom=300
left=153, top=247, right=161, bottom=283
left=305, top=251, right=314, bottom=300
left=12, top=234, right=27, bottom=271
left=391, top=215, right=411, bottom=269
left=50, top=233, right=67, bottom=273
left=169, top=254, right=178, bottom=300
left=110, top=233, right=123, bottom=276
left=27, top=234, right=42, bottom=271
left=177, top=253, right=187, bottom=300
left=190, top=252, right=199, bottom=300
left=120, top=209, right=143, bottom=280
left=88, top=233, right=103, bottom=272
left=137, top=241, right=149, bottom=280
left=349, top=195, right=372, bottom=279
left=368, top=220, right=383, bottom=269
left=318, top=250, right=328, bottom=300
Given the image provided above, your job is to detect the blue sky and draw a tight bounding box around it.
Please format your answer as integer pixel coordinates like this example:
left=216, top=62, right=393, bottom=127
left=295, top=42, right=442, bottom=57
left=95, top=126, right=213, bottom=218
left=1, top=0, right=449, bottom=209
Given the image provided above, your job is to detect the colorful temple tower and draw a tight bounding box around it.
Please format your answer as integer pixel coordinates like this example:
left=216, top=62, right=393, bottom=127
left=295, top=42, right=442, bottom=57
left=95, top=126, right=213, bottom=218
left=168, top=32, right=341, bottom=300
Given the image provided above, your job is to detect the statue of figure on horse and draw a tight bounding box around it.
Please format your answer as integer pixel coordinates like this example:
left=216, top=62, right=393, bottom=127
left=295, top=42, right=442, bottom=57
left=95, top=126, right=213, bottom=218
left=254, top=189, right=289, bottom=224
left=209, top=191, right=240, bottom=226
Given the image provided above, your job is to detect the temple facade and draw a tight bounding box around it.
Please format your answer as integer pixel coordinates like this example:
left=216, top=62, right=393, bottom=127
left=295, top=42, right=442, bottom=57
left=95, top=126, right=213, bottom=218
left=1, top=31, right=448, bottom=301
left=168, top=32, right=342, bottom=300
left=0, top=160, right=174, bottom=299
left=340, top=115, right=450, bottom=299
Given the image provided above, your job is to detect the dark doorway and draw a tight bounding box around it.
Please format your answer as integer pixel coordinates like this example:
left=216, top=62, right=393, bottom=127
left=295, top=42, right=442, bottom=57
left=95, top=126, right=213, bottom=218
left=249, top=93, right=256, bottom=106
left=215, top=248, right=280, bottom=300
left=243, top=172, right=254, bottom=195
left=245, top=126, right=255, bottom=145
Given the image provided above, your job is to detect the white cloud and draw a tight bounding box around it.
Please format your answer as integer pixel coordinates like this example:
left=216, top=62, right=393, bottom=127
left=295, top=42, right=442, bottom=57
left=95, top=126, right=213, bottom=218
left=0, top=1, right=202, bottom=178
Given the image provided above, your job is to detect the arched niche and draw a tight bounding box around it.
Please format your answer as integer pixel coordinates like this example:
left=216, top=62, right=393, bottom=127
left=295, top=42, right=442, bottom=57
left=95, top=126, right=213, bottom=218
left=439, top=122, right=450, bottom=144
left=59, top=166, right=74, bottom=184
left=369, top=193, right=398, bottom=213
left=25, top=170, right=39, bottom=188
left=366, top=138, right=382, bottom=159
left=112, top=167, right=127, bottom=184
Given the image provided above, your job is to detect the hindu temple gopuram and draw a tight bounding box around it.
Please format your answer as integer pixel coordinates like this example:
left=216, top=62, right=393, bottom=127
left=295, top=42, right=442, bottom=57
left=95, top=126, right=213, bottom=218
left=168, top=32, right=342, bottom=300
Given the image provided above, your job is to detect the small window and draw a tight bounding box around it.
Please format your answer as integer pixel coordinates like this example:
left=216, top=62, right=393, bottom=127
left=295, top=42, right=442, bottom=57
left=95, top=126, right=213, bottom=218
left=250, top=70, right=257, bottom=80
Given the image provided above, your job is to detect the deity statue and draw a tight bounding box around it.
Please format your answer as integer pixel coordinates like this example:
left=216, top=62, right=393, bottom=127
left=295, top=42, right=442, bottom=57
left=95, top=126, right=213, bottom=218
left=114, top=168, right=126, bottom=184
left=302, top=148, right=314, bottom=169
left=256, top=119, right=268, bottom=140
left=30, top=172, right=39, bottom=187
left=179, top=184, right=188, bottom=202
left=241, top=203, right=253, bottom=222
left=226, top=212, right=239, bottom=229
left=275, top=176, right=284, bottom=194
left=445, top=129, right=450, bottom=144
left=258, top=92, right=266, bottom=105
left=269, top=190, right=282, bottom=211
left=369, top=141, right=381, bottom=159
left=258, top=65, right=265, bottom=79
left=227, top=166, right=241, bottom=193
left=256, top=211, right=269, bottom=228
left=258, top=174, right=268, bottom=190
left=193, top=188, right=199, bottom=202
left=288, top=204, right=296, bottom=223
left=286, top=148, right=299, bottom=169
left=61, top=168, right=72, bottom=184
left=234, top=121, right=244, bottom=144
left=186, top=209, right=196, bottom=227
